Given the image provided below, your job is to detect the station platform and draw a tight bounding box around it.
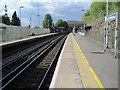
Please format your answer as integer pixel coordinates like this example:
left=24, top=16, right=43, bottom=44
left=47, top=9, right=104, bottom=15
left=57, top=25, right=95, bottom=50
left=50, top=33, right=118, bottom=88
left=0, top=33, right=57, bottom=46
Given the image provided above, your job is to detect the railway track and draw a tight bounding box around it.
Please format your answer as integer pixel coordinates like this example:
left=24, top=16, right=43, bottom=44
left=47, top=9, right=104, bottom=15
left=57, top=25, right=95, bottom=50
left=0, top=34, right=63, bottom=69
left=2, top=39, right=52, bottom=69
left=1, top=34, right=67, bottom=89
left=2, top=34, right=59, bottom=59
left=2, top=35, right=60, bottom=67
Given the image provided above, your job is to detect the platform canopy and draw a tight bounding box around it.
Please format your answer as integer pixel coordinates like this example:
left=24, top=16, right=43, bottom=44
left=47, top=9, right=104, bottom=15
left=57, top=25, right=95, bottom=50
left=67, top=20, right=85, bottom=32
left=67, top=20, right=84, bottom=25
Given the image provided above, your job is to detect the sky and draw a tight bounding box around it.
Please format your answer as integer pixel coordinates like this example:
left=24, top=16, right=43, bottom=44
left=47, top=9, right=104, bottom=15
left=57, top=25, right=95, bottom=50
left=0, top=0, right=93, bottom=28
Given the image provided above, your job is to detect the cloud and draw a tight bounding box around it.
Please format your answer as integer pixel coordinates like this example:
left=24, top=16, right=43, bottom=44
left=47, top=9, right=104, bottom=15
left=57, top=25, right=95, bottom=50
left=21, top=0, right=94, bottom=3
left=0, top=0, right=92, bottom=27
left=16, top=0, right=33, bottom=9
left=40, top=2, right=66, bottom=17
left=22, top=0, right=119, bottom=2
left=0, top=0, right=24, bottom=17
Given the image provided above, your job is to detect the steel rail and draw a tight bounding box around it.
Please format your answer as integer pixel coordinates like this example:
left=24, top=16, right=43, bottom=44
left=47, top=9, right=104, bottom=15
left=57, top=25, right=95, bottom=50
left=38, top=36, right=67, bottom=89
left=1, top=38, right=54, bottom=69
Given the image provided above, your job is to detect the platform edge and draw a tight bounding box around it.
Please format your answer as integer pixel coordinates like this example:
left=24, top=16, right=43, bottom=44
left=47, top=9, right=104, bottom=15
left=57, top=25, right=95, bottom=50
left=49, top=34, right=69, bottom=88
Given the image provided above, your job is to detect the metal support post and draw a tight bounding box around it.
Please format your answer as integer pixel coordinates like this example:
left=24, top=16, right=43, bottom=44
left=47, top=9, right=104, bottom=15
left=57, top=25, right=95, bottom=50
left=104, top=20, right=107, bottom=52
left=73, top=25, right=75, bottom=34
left=106, top=0, right=109, bottom=49
left=114, top=13, right=118, bottom=58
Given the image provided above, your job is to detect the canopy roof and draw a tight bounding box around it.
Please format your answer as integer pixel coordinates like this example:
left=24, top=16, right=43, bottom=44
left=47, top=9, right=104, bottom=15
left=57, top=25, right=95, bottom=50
left=67, top=21, right=85, bottom=25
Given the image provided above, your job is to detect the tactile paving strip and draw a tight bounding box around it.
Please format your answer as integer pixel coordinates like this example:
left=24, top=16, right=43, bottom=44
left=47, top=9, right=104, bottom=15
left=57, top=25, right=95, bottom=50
left=72, top=34, right=104, bottom=88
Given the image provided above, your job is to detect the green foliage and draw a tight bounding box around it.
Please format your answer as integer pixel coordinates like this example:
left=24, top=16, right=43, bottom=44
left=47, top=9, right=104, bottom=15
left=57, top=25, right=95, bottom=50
left=84, top=2, right=118, bottom=24
left=42, top=14, right=53, bottom=28
left=0, top=16, right=2, bottom=23
left=1, top=14, right=10, bottom=25
left=55, top=20, right=64, bottom=27
left=34, top=26, right=39, bottom=28
left=55, top=20, right=69, bottom=31
left=63, top=21, right=69, bottom=30
left=11, top=11, right=20, bottom=26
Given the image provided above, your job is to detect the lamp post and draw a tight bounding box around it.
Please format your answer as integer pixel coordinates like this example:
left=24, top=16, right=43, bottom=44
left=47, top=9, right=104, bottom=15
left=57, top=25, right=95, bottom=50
left=30, top=17, right=32, bottom=28
left=82, top=9, right=86, bottom=35
left=0, top=11, right=1, bottom=23
left=20, top=6, right=24, bottom=26
left=37, top=0, right=40, bottom=28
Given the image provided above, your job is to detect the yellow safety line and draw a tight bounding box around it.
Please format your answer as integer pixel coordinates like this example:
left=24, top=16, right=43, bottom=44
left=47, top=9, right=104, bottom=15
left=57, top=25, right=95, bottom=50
left=74, top=38, right=89, bottom=64
left=72, top=34, right=104, bottom=89
left=89, top=67, right=104, bottom=88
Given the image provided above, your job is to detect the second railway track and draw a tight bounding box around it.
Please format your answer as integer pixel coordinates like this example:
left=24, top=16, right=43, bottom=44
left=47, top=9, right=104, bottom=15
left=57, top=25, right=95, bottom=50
left=1, top=34, right=67, bottom=89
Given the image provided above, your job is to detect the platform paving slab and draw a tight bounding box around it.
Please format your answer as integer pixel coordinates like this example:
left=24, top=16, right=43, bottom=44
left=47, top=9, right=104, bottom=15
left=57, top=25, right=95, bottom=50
left=50, top=33, right=83, bottom=88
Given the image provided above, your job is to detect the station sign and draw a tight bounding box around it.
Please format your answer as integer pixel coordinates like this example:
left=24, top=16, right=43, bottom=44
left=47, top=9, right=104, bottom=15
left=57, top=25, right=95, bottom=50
left=105, top=13, right=118, bottom=22
left=104, top=13, right=118, bottom=58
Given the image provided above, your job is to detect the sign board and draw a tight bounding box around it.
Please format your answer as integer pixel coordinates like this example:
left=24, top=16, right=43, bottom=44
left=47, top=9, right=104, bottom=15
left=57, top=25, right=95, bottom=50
left=105, top=13, right=118, bottom=22
left=104, top=13, right=118, bottom=58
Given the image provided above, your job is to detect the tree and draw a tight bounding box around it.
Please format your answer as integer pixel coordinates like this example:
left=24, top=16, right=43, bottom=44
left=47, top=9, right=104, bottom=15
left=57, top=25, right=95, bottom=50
left=1, top=14, right=10, bottom=25
left=34, top=26, right=39, bottom=28
left=11, top=11, right=20, bottom=26
left=42, top=14, right=53, bottom=28
left=55, top=20, right=64, bottom=27
left=63, top=21, right=69, bottom=30
left=84, top=2, right=118, bottom=24
left=55, top=20, right=69, bottom=31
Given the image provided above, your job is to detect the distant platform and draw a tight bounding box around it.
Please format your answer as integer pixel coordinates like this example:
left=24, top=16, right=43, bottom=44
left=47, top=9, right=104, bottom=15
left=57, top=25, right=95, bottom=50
left=0, top=33, right=57, bottom=47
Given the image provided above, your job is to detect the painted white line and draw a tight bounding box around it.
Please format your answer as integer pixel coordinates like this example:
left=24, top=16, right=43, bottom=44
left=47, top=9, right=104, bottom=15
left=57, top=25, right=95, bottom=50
left=49, top=35, right=69, bottom=89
